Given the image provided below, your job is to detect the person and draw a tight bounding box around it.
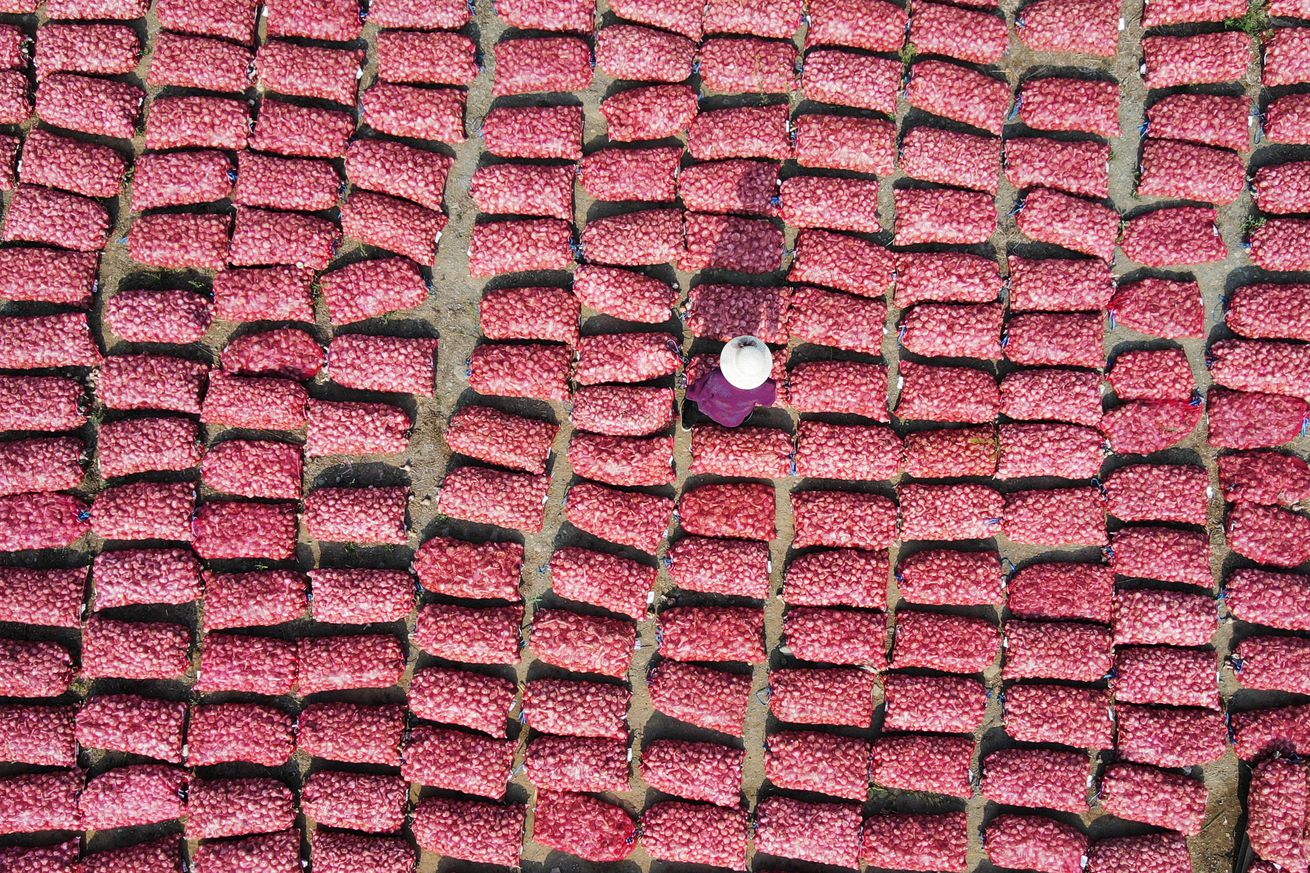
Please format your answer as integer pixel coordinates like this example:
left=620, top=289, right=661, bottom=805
left=686, top=335, right=777, bottom=427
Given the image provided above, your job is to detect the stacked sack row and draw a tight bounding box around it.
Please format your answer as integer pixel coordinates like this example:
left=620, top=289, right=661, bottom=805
left=741, top=0, right=1009, bottom=867
left=446, top=0, right=653, bottom=860
left=0, top=0, right=149, bottom=570
left=1224, top=0, right=1310, bottom=867
left=1055, top=2, right=1250, bottom=866
left=0, top=0, right=128, bottom=552
left=0, top=0, right=452, bottom=866
left=640, top=0, right=800, bottom=862
left=999, top=2, right=1125, bottom=864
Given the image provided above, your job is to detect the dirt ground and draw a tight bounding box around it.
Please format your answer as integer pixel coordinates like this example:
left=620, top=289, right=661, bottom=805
left=1, top=0, right=1296, bottom=868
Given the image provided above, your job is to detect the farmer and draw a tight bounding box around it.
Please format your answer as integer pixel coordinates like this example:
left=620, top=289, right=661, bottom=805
left=686, top=335, right=777, bottom=427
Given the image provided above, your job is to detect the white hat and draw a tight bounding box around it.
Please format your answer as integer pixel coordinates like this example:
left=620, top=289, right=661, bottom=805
left=719, top=336, right=773, bottom=390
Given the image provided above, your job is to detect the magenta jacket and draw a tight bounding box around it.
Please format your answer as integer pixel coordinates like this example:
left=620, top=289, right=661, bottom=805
left=686, top=367, right=777, bottom=427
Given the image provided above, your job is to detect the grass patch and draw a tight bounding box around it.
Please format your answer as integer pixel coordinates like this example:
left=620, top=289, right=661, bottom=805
left=1226, top=0, right=1269, bottom=37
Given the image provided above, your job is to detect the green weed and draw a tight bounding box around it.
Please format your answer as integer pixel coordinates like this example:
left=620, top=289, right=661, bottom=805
left=1226, top=0, right=1269, bottom=37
